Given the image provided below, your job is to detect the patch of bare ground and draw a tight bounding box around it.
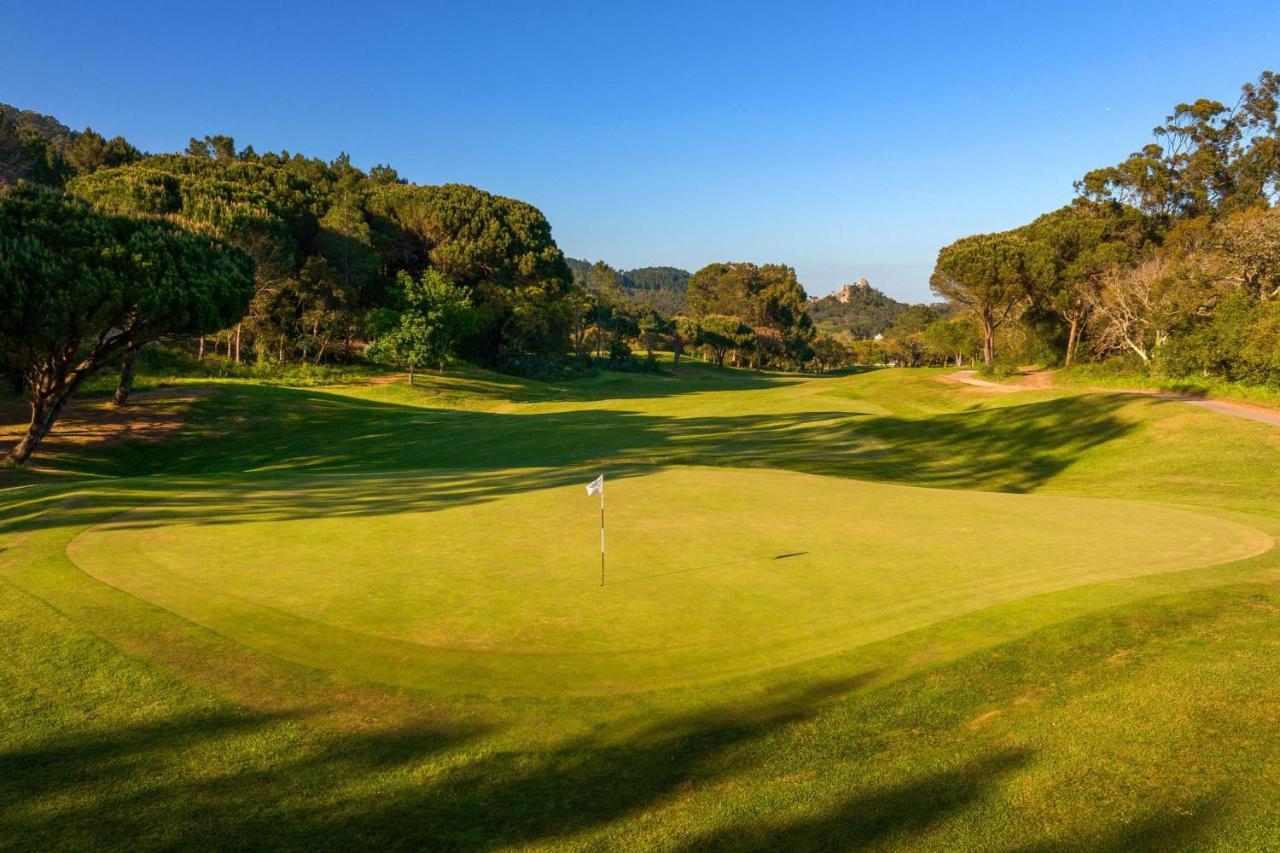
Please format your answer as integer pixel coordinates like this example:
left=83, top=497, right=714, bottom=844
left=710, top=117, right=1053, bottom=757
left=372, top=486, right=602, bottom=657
left=938, top=368, right=1055, bottom=393
left=944, top=368, right=1280, bottom=426
left=0, top=386, right=216, bottom=463
left=361, top=372, right=408, bottom=386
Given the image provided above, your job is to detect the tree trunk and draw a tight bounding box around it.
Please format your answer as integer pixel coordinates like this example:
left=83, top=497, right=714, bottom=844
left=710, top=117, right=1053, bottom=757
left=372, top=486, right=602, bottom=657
left=1065, top=315, right=1080, bottom=367
left=9, top=376, right=82, bottom=465
left=981, top=316, right=996, bottom=366
left=198, top=336, right=205, bottom=361
left=408, top=363, right=415, bottom=386
left=234, top=324, right=242, bottom=364
left=673, top=339, right=682, bottom=368
left=113, top=342, right=140, bottom=406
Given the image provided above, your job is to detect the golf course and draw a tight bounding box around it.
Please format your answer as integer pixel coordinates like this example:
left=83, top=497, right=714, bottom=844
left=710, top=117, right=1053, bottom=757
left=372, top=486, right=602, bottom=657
left=4, top=362, right=1280, bottom=849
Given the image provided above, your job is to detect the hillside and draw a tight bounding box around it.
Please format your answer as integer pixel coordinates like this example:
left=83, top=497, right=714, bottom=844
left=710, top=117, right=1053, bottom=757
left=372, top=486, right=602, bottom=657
left=0, top=103, right=76, bottom=146
left=1, top=102, right=140, bottom=186
left=807, top=279, right=914, bottom=337
left=567, top=257, right=690, bottom=314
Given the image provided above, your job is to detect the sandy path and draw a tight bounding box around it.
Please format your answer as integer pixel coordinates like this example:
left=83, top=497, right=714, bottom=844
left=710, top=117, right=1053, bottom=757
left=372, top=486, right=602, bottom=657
left=940, top=369, right=1054, bottom=392
left=943, top=369, right=1280, bottom=427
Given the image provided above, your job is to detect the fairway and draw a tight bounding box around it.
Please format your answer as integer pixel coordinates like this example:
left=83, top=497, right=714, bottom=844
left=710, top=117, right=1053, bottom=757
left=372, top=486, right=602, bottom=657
left=67, top=466, right=1271, bottom=695
left=9, top=365, right=1280, bottom=850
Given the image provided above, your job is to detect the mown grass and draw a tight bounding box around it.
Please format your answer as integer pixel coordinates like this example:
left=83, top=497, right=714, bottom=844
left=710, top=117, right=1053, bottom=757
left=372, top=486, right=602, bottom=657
left=2, top=361, right=1280, bottom=849
left=1057, top=362, right=1280, bottom=409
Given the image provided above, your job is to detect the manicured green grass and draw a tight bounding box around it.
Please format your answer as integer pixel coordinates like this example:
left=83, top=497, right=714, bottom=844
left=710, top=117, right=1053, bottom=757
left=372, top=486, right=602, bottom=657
left=65, top=467, right=1268, bottom=696
left=3, top=361, right=1280, bottom=849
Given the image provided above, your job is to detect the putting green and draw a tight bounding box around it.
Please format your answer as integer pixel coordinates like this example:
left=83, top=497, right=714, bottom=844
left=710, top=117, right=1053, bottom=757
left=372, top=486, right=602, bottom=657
left=67, top=466, right=1272, bottom=696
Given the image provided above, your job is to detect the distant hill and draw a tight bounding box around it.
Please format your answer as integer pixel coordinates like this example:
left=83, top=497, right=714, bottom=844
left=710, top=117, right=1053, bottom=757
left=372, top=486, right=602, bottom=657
left=0, top=103, right=76, bottom=147
left=567, top=258, right=690, bottom=314
left=1, top=102, right=140, bottom=187
left=807, top=279, right=914, bottom=337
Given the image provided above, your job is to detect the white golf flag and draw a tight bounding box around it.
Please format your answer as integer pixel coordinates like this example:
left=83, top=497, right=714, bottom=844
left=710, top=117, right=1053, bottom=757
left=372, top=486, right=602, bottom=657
left=586, top=474, right=604, bottom=496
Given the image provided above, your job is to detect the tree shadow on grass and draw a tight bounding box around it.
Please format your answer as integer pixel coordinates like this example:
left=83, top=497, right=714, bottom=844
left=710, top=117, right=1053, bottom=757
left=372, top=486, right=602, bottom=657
left=426, top=360, right=807, bottom=404
left=1010, top=793, right=1225, bottom=852
left=0, top=673, right=879, bottom=850
left=681, top=748, right=1031, bottom=851
left=0, top=389, right=1139, bottom=536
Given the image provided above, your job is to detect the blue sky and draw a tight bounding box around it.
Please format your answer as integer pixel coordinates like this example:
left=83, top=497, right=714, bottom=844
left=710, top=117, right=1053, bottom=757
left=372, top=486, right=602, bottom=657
left=3, top=1, right=1278, bottom=301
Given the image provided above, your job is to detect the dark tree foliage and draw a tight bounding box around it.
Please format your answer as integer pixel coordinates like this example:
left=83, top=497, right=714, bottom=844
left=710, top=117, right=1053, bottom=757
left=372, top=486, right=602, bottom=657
left=566, top=259, right=690, bottom=315
left=70, top=152, right=574, bottom=366
left=0, top=103, right=140, bottom=187
left=0, top=185, right=254, bottom=463
left=0, top=115, right=71, bottom=186
left=1017, top=201, right=1157, bottom=365
left=687, top=262, right=814, bottom=368
left=369, top=183, right=573, bottom=362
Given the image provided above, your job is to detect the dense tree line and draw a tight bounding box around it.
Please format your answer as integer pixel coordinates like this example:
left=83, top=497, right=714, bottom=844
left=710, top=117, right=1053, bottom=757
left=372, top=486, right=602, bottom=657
left=566, top=258, right=689, bottom=316
left=0, top=185, right=254, bottom=462
left=0, top=107, right=580, bottom=462
left=70, top=146, right=574, bottom=370
left=929, top=70, right=1280, bottom=382
left=564, top=258, right=820, bottom=370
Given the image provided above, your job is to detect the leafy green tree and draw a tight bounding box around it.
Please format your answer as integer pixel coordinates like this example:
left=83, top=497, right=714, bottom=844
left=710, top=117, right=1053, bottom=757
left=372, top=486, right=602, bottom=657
left=369, top=183, right=573, bottom=362
left=811, top=334, right=850, bottom=373
left=931, top=233, right=1054, bottom=366
left=848, top=337, right=887, bottom=366
left=1077, top=70, right=1280, bottom=219
left=72, top=155, right=574, bottom=369
left=636, top=310, right=667, bottom=359
left=63, top=128, right=141, bottom=176
left=670, top=316, right=701, bottom=368
left=0, top=185, right=253, bottom=463
left=0, top=115, right=70, bottom=186
left=687, top=262, right=810, bottom=369
left=1021, top=202, right=1151, bottom=365
left=885, top=303, right=941, bottom=338
left=699, top=315, right=754, bottom=367
left=922, top=319, right=979, bottom=367
left=371, top=269, right=476, bottom=383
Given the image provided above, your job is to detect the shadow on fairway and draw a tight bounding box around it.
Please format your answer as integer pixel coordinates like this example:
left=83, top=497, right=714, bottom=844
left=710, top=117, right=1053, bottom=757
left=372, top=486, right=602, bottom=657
left=680, top=748, right=1031, bottom=851
left=20, top=672, right=1215, bottom=851
left=0, top=673, right=888, bottom=850
left=425, top=361, right=808, bottom=404
left=0, top=387, right=1140, bottom=536
left=1012, top=793, right=1225, bottom=852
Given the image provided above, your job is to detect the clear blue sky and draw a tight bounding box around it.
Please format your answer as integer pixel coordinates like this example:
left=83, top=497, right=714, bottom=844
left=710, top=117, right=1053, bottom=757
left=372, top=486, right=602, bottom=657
left=3, top=1, right=1278, bottom=301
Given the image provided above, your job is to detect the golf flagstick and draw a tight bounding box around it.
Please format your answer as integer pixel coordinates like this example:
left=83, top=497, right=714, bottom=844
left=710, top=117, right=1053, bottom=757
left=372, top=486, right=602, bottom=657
left=586, top=475, right=605, bottom=586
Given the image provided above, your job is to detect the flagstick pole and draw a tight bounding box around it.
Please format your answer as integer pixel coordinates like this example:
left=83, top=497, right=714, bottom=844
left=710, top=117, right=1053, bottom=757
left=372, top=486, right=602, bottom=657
left=600, top=487, right=605, bottom=587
